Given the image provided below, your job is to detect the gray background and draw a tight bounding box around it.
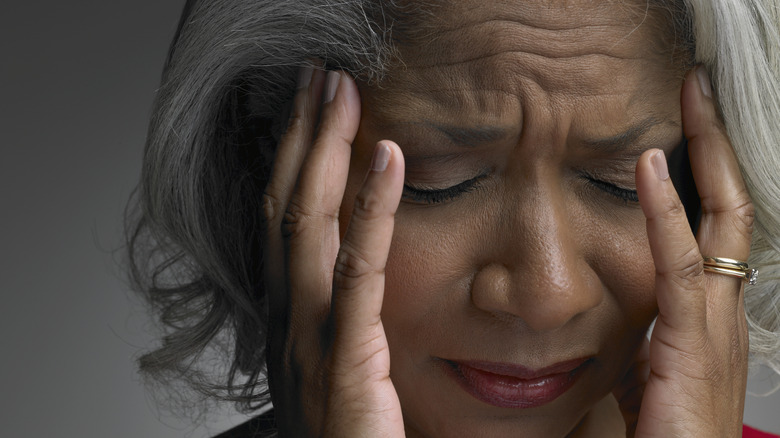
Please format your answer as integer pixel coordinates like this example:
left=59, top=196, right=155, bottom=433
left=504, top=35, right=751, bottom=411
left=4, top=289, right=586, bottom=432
left=1, top=1, right=778, bottom=437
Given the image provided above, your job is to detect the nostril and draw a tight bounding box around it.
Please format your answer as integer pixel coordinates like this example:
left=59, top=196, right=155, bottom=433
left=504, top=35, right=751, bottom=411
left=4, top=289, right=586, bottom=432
left=470, top=263, right=512, bottom=311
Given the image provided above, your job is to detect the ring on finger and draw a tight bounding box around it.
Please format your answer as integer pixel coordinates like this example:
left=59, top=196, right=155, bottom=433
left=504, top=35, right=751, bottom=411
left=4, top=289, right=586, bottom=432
left=702, top=257, right=758, bottom=285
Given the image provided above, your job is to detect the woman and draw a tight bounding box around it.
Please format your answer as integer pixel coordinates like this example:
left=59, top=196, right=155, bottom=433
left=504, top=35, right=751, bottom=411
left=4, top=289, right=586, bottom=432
left=127, top=0, right=780, bottom=436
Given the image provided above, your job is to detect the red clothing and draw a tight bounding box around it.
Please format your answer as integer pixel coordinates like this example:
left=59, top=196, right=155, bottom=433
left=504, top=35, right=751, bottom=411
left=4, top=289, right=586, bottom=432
left=744, top=425, right=780, bottom=438
left=216, top=414, right=779, bottom=438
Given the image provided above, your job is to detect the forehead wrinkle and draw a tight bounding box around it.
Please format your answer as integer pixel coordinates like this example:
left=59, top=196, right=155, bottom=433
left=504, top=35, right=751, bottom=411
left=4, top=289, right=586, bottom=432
left=436, top=17, right=614, bottom=35
left=391, top=18, right=671, bottom=102
left=407, top=49, right=641, bottom=71
left=366, top=85, right=520, bottom=134
left=428, top=0, right=651, bottom=32
left=469, top=52, right=648, bottom=101
left=407, top=55, right=648, bottom=108
left=367, top=48, right=665, bottom=143
left=404, top=0, right=664, bottom=65
left=363, top=2, right=683, bottom=152
left=405, top=21, right=648, bottom=70
left=389, top=45, right=647, bottom=100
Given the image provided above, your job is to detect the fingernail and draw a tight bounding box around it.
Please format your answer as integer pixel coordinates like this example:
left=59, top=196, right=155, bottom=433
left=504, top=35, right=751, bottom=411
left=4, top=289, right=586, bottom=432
left=323, top=71, right=341, bottom=103
left=696, top=66, right=712, bottom=98
left=297, top=66, right=313, bottom=90
left=371, top=142, right=391, bottom=172
left=652, top=150, right=669, bottom=181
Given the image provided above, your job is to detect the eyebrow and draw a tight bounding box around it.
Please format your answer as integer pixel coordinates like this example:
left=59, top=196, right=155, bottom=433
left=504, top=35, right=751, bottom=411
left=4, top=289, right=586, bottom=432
left=387, top=117, right=677, bottom=151
left=428, top=123, right=512, bottom=148
left=582, top=117, right=675, bottom=152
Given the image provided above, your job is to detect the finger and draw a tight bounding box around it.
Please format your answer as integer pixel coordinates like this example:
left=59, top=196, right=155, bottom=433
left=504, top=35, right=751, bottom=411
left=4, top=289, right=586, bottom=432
left=636, top=148, right=706, bottom=337
left=682, top=66, right=754, bottom=314
left=683, top=67, right=754, bottom=260
left=284, top=71, right=362, bottom=314
left=263, top=66, right=326, bottom=313
left=323, top=143, right=406, bottom=437
left=683, top=68, right=750, bottom=411
left=330, top=141, right=404, bottom=370
left=613, top=337, right=650, bottom=438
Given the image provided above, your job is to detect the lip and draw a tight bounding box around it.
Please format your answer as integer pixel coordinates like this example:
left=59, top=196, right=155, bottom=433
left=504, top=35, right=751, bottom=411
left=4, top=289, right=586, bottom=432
left=442, top=357, right=591, bottom=409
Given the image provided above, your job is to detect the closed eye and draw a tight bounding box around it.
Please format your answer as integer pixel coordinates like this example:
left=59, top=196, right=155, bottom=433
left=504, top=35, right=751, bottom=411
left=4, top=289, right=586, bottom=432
left=582, top=173, right=639, bottom=204
left=403, top=173, right=485, bottom=204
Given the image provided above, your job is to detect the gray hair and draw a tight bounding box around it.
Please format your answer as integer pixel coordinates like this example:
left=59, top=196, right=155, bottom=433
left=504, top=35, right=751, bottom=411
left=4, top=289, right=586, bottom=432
left=687, top=0, right=780, bottom=379
left=127, top=0, right=780, bottom=413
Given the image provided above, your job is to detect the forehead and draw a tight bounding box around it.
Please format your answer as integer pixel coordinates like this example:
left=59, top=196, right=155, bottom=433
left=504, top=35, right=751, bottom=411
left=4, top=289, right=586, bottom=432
left=363, top=0, right=681, bottom=138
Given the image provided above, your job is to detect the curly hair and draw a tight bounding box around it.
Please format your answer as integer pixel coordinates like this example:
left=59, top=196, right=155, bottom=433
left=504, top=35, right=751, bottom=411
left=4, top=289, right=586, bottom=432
left=127, top=0, right=780, bottom=414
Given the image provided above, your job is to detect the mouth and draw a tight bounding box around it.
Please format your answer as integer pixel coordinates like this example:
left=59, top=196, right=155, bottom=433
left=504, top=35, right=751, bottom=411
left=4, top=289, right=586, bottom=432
left=441, top=357, right=592, bottom=409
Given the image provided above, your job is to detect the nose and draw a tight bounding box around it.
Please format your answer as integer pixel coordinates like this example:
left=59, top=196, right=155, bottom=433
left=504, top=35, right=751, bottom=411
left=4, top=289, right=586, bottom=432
left=470, top=190, right=602, bottom=332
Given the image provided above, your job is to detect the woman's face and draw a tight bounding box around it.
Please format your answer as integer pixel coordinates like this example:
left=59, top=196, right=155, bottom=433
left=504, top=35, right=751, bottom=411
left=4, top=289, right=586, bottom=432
left=341, top=1, right=685, bottom=436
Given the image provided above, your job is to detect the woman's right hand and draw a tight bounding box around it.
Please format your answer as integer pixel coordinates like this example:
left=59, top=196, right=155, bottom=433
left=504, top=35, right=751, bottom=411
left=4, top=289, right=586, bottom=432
left=262, top=66, right=407, bottom=437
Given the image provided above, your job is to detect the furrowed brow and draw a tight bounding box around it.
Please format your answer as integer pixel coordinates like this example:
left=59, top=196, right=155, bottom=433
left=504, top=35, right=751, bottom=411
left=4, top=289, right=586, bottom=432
left=371, top=119, right=513, bottom=149
left=429, top=123, right=511, bottom=148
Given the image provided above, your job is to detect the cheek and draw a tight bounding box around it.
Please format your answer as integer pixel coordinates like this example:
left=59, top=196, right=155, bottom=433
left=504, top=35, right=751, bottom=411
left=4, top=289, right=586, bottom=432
left=340, top=143, right=486, bottom=337
left=581, top=210, right=658, bottom=375
left=380, top=209, right=478, bottom=342
left=589, top=215, right=658, bottom=328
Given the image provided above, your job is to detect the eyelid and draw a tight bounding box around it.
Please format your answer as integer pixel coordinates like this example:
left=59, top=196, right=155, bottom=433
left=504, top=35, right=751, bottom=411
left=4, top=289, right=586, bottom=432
left=404, top=173, right=482, bottom=191
left=580, top=171, right=639, bottom=203
left=403, top=171, right=488, bottom=204
left=404, top=166, right=490, bottom=188
left=402, top=151, right=480, bottom=169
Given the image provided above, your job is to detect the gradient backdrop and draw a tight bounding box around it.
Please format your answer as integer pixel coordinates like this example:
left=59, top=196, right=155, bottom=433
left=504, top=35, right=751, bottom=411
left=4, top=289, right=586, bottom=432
left=1, top=1, right=778, bottom=437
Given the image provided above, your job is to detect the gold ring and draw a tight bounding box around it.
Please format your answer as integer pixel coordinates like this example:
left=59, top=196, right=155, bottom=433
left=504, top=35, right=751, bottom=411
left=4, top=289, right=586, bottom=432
left=703, top=257, right=749, bottom=270
left=702, top=257, right=758, bottom=285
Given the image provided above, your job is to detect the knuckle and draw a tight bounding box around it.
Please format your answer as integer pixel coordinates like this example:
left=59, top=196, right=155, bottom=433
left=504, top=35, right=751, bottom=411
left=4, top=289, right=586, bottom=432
left=702, top=192, right=755, bottom=239
left=335, top=130, right=356, bottom=149
left=284, top=107, right=307, bottom=136
left=352, top=189, right=390, bottom=222
left=262, top=190, right=285, bottom=223
left=280, top=196, right=339, bottom=240
left=316, top=109, right=355, bottom=146
left=281, top=198, right=308, bottom=239
left=659, top=192, right=687, bottom=219
left=732, top=197, right=755, bottom=235
left=661, top=247, right=705, bottom=291
left=333, top=244, right=381, bottom=288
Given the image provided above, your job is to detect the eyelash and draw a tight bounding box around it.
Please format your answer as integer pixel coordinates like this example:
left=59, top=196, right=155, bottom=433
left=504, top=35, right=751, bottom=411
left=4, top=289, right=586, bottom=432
left=583, top=174, right=639, bottom=203
left=403, top=174, right=484, bottom=204
left=402, top=173, right=638, bottom=205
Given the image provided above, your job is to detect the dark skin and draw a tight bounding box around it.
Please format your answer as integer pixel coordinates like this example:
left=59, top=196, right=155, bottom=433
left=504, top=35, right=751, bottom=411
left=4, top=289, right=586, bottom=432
left=263, top=1, right=753, bottom=436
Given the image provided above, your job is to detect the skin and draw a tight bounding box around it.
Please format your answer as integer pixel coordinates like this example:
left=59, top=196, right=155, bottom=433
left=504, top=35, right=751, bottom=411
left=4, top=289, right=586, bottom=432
left=262, top=1, right=753, bottom=437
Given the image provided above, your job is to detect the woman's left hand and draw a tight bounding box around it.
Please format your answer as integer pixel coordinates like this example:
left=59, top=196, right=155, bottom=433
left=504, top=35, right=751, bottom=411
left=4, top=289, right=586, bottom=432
left=615, top=66, right=754, bottom=437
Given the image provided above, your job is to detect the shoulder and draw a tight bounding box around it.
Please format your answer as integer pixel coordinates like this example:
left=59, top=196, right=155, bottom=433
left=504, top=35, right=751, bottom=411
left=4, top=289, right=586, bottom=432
left=213, top=409, right=276, bottom=438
